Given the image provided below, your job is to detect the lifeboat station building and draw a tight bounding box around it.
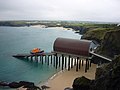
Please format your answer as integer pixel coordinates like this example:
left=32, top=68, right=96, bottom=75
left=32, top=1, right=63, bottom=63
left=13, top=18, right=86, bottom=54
left=53, top=38, right=96, bottom=72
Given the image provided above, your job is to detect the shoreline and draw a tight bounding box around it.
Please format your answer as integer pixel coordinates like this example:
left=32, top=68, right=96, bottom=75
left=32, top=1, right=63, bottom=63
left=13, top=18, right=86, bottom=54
left=0, top=25, right=73, bottom=31
left=18, top=63, right=96, bottom=90
left=38, top=70, right=65, bottom=86
left=37, top=63, right=97, bottom=90
left=30, top=25, right=73, bottom=30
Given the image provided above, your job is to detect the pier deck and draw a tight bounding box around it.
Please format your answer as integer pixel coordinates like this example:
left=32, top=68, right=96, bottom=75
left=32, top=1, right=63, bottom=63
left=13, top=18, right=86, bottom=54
left=12, top=51, right=112, bottom=72
left=13, top=52, right=54, bottom=58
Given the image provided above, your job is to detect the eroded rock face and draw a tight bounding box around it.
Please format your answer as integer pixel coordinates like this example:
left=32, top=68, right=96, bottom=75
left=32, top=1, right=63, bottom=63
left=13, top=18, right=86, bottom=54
left=73, top=55, right=120, bottom=90
left=92, top=55, right=120, bottom=90
left=98, top=30, right=120, bottom=58
left=95, top=64, right=109, bottom=79
left=82, top=27, right=120, bottom=58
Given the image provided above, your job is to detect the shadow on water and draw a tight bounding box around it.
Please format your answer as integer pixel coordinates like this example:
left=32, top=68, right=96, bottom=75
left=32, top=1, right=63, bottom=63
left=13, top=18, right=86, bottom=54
left=14, top=57, right=50, bottom=68
left=14, top=57, right=41, bottom=67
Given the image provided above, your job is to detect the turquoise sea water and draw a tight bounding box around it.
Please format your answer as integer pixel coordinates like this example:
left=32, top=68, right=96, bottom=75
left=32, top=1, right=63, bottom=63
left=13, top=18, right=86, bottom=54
left=0, top=26, right=81, bottom=89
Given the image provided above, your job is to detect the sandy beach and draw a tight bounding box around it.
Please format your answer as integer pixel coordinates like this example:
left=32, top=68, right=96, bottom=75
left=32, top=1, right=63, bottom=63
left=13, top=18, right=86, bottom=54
left=39, top=64, right=96, bottom=90
left=30, top=24, right=73, bottom=30
left=18, top=64, right=96, bottom=90
left=30, top=25, right=46, bottom=28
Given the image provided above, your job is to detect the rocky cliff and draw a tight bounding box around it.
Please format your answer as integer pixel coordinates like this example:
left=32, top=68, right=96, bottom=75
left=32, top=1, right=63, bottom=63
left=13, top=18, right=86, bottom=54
left=98, top=30, right=120, bottom=58
left=81, top=28, right=115, bottom=43
left=73, top=24, right=120, bottom=90
left=82, top=25, right=120, bottom=58
left=92, top=55, right=120, bottom=90
left=72, top=55, right=120, bottom=90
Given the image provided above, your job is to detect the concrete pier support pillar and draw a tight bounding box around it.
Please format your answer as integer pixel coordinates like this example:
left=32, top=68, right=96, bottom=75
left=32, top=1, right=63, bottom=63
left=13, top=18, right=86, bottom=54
left=62, top=54, right=64, bottom=70
left=79, top=59, right=81, bottom=69
left=51, top=55, right=52, bottom=64
left=68, top=55, right=71, bottom=71
left=76, top=57, right=79, bottom=72
left=53, top=55, right=56, bottom=67
left=82, top=60, right=84, bottom=66
left=85, top=59, right=88, bottom=72
left=71, top=58, right=73, bottom=68
left=48, top=55, right=49, bottom=65
left=41, top=56, right=43, bottom=64
left=59, top=56, right=61, bottom=67
left=64, top=57, right=67, bottom=69
left=55, top=53, right=58, bottom=69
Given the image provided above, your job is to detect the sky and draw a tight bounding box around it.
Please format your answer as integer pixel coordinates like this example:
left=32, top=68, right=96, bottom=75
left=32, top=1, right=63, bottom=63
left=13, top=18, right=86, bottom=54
left=0, top=0, right=120, bottom=22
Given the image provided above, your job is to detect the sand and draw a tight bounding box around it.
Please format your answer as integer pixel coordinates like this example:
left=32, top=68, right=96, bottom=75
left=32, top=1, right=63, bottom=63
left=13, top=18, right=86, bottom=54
left=30, top=25, right=73, bottom=30
left=18, top=64, right=96, bottom=90
left=30, top=25, right=46, bottom=28
left=39, top=64, right=97, bottom=90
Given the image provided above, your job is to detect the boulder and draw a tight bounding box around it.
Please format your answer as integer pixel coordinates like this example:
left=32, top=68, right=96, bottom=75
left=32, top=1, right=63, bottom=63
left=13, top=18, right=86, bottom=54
left=72, top=76, right=91, bottom=90
left=0, top=81, right=9, bottom=86
left=19, top=81, right=34, bottom=88
left=19, top=81, right=41, bottom=90
left=9, top=82, right=21, bottom=88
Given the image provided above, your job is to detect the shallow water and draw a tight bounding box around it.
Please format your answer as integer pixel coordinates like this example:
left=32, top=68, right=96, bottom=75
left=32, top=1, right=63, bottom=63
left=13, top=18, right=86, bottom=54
left=0, top=26, right=81, bottom=89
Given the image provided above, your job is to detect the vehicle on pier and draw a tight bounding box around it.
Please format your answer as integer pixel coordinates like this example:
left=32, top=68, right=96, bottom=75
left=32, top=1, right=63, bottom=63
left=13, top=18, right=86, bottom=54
left=30, top=48, right=44, bottom=54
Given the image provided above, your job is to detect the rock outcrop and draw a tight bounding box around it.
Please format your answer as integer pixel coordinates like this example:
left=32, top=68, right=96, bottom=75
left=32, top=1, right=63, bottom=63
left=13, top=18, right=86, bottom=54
left=92, top=55, right=120, bottom=90
left=0, top=81, right=41, bottom=90
left=0, top=81, right=9, bottom=86
left=81, top=28, right=111, bottom=43
left=82, top=25, right=120, bottom=58
left=63, top=25, right=88, bottom=34
left=98, top=30, right=120, bottom=58
left=72, top=76, right=91, bottom=90
left=72, top=55, right=120, bottom=90
left=9, top=82, right=21, bottom=88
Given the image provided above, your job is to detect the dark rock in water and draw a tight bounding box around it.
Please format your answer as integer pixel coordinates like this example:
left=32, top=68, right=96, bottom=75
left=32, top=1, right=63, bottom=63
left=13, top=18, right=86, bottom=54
left=9, top=82, right=21, bottom=88
left=9, top=81, right=34, bottom=88
left=0, top=81, right=41, bottom=90
left=19, top=81, right=34, bottom=88
left=72, top=76, right=91, bottom=90
left=19, top=81, right=41, bottom=90
left=0, top=81, right=9, bottom=86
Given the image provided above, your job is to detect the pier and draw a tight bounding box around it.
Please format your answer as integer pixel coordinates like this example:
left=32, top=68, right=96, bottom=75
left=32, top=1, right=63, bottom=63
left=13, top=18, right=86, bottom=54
left=13, top=52, right=92, bottom=72
left=13, top=38, right=112, bottom=72
left=13, top=52, right=54, bottom=58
